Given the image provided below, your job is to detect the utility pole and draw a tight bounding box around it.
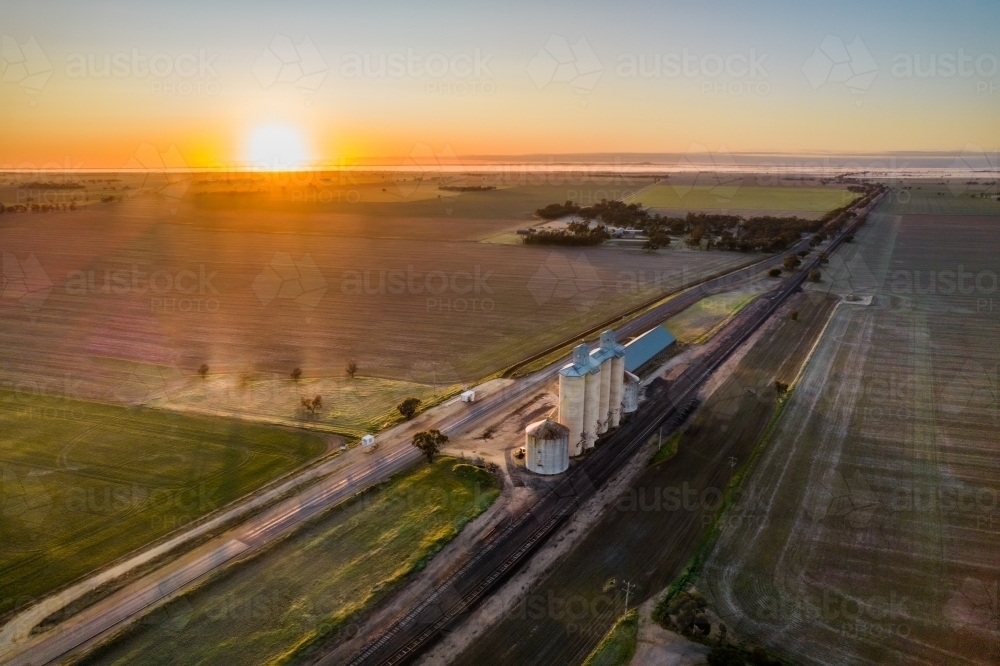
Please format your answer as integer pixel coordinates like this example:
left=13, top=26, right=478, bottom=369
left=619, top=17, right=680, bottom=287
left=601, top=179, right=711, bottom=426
left=622, top=580, right=636, bottom=615
left=728, top=456, right=737, bottom=476
left=658, top=426, right=663, bottom=450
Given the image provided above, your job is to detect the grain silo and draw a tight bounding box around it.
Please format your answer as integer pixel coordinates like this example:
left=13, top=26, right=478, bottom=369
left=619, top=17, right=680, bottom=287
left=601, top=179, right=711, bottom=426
left=559, top=343, right=594, bottom=457
left=597, top=330, right=626, bottom=428
left=583, top=365, right=601, bottom=450
left=525, top=419, right=570, bottom=475
left=589, top=344, right=614, bottom=435
left=622, top=371, right=641, bottom=415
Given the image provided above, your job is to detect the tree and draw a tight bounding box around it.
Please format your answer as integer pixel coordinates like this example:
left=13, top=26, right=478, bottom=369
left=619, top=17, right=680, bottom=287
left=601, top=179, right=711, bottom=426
left=301, top=395, right=323, bottom=414
left=818, top=251, right=829, bottom=265
left=397, top=397, right=421, bottom=420
left=844, top=234, right=855, bottom=243
left=412, top=429, right=448, bottom=463
left=774, top=380, right=789, bottom=395
left=686, top=226, right=704, bottom=247
left=768, top=268, right=782, bottom=278
left=807, top=269, right=822, bottom=283
left=291, top=367, right=302, bottom=382
left=783, top=255, right=801, bottom=271
left=345, top=360, right=358, bottom=379
left=198, top=364, right=209, bottom=379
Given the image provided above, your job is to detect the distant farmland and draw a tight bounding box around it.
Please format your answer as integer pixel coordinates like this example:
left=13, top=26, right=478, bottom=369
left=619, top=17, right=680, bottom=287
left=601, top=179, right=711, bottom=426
left=0, top=393, right=325, bottom=618
left=0, top=180, right=757, bottom=404
left=700, top=188, right=1000, bottom=665
left=626, top=183, right=858, bottom=219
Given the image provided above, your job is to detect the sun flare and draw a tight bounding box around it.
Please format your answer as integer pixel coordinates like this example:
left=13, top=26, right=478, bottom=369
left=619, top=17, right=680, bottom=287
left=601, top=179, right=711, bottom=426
left=245, top=125, right=310, bottom=170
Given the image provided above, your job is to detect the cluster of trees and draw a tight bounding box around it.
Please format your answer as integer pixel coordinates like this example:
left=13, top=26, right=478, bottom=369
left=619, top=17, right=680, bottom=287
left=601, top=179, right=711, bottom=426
left=301, top=395, right=323, bottom=414
left=0, top=202, right=79, bottom=213
left=528, top=184, right=882, bottom=252
left=522, top=223, right=611, bottom=246
left=535, top=199, right=656, bottom=227
left=22, top=181, right=85, bottom=190
left=439, top=185, right=496, bottom=192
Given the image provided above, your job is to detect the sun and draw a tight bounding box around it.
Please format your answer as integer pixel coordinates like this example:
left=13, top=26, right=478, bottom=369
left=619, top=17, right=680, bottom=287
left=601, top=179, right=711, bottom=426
left=246, top=124, right=310, bottom=169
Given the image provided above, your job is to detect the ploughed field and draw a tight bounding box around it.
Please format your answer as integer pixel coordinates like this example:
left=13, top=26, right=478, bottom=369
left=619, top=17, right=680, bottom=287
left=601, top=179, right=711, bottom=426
left=0, top=176, right=758, bottom=406
left=700, top=187, right=1000, bottom=665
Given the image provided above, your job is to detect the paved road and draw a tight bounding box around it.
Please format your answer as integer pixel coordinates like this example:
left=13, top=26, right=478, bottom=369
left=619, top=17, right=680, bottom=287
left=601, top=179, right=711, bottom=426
left=0, top=190, right=882, bottom=666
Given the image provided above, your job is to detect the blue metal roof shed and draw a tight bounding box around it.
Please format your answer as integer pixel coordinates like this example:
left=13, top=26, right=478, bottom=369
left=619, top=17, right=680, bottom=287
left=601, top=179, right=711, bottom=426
left=623, top=325, right=677, bottom=372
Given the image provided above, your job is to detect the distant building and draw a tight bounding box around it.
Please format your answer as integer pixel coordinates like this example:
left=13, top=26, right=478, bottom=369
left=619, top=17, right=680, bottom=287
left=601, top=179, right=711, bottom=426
left=623, top=325, right=677, bottom=373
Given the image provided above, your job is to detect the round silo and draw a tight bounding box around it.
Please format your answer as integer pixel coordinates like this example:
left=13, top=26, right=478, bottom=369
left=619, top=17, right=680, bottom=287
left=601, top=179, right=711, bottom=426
left=596, top=330, right=626, bottom=429
left=559, top=343, right=592, bottom=457
left=558, top=371, right=585, bottom=457
left=610, top=354, right=625, bottom=427
left=590, top=347, right=612, bottom=435
left=525, top=419, right=569, bottom=475
left=583, top=366, right=601, bottom=449
left=622, top=371, right=641, bottom=414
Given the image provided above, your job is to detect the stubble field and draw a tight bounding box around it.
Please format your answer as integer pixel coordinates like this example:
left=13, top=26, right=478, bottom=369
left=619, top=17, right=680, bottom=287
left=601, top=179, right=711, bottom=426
left=700, top=186, right=1000, bottom=665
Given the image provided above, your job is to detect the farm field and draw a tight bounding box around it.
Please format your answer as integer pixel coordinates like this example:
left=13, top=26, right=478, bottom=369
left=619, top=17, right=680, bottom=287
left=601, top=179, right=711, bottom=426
left=0, top=392, right=326, bottom=619
left=0, top=184, right=755, bottom=406
left=699, top=193, right=1000, bottom=664
left=76, top=458, right=499, bottom=666
left=626, top=183, right=858, bottom=219
left=151, top=375, right=460, bottom=438
left=453, top=289, right=840, bottom=666
left=663, top=281, right=773, bottom=344
left=877, top=180, right=999, bottom=216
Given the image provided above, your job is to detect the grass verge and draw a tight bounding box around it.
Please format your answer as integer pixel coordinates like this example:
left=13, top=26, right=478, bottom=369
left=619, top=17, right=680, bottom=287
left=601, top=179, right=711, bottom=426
left=581, top=608, right=639, bottom=666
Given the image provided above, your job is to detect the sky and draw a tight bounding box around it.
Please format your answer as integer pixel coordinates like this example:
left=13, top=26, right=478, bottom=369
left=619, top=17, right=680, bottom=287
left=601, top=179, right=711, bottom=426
left=1, top=0, right=998, bottom=169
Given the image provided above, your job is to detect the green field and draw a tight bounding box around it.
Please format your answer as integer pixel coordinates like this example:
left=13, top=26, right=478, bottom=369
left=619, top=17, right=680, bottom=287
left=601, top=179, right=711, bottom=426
left=0, top=392, right=326, bottom=618
left=626, top=184, right=858, bottom=217
left=664, top=284, right=770, bottom=344
left=877, top=181, right=999, bottom=216
left=78, top=459, right=499, bottom=666
left=155, top=375, right=461, bottom=438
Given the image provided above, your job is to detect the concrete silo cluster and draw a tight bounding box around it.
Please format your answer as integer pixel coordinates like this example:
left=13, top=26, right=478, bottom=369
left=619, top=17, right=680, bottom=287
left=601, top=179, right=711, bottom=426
left=521, top=330, right=643, bottom=475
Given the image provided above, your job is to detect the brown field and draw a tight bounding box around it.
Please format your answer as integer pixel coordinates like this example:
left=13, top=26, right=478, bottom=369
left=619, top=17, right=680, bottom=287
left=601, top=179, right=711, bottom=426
left=700, top=188, right=1000, bottom=665
left=0, top=180, right=755, bottom=405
